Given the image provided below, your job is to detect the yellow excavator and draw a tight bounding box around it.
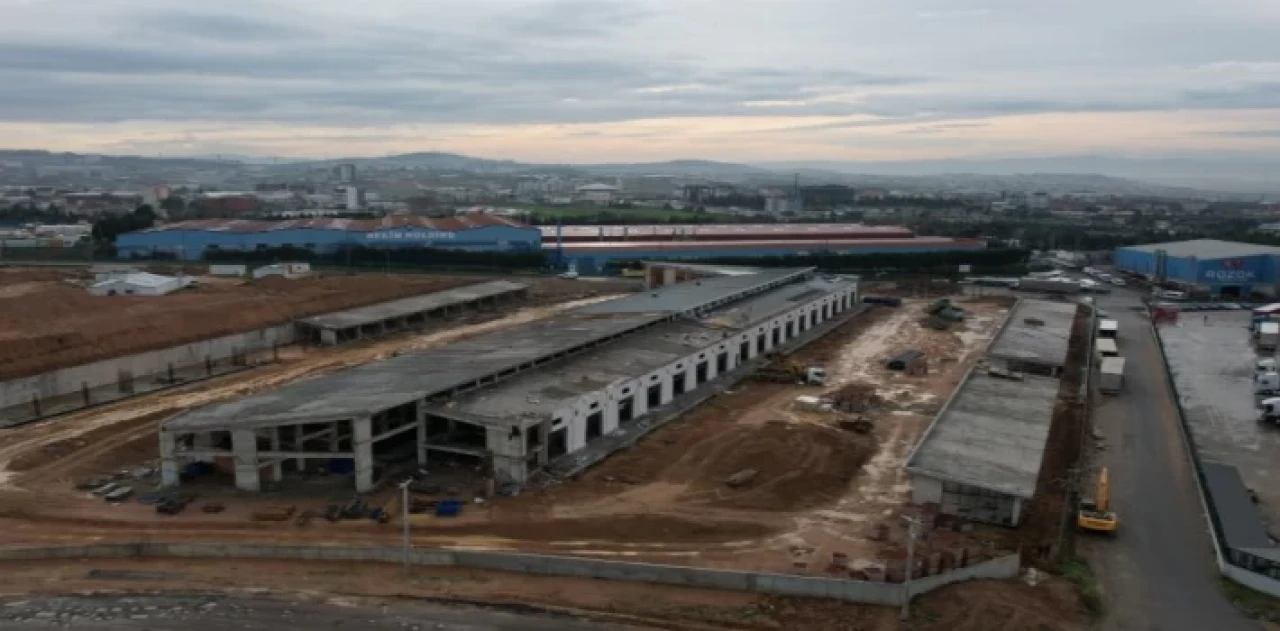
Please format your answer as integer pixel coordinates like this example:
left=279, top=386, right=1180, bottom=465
left=1077, top=467, right=1119, bottom=533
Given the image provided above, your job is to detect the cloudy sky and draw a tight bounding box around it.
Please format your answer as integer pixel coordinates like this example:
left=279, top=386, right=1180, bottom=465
left=2, top=0, right=1280, bottom=162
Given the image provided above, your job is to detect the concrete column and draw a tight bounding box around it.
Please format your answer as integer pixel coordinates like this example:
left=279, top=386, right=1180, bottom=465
left=270, top=427, right=283, bottom=482
left=603, top=398, right=619, bottom=434
left=159, top=430, right=179, bottom=487
left=231, top=429, right=261, bottom=492
left=660, top=373, right=674, bottom=404
left=321, top=329, right=337, bottom=345
left=353, top=417, right=374, bottom=492
left=329, top=422, right=339, bottom=452
left=293, top=426, right=305, bottom=472
left=416, top=403, right=428, bottom=467
left=632, top=386, right=649, bottom=418
left=486, top=426, right=527, bottom=485
left=684, top=369, right=696, bottom=394
left=706, top=355, right=719, bottom=381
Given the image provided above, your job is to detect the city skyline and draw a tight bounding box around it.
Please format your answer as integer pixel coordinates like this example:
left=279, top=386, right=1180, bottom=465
left=2, top=0, right=1279, bottom=161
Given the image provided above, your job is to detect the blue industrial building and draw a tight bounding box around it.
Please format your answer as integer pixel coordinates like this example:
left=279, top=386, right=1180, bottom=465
left=1114, top=239, right=1280, bottom=298
left=116, top=215, right=542, bottom=260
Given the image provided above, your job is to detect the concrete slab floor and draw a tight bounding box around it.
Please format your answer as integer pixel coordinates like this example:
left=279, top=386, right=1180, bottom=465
left=1160, top=310, right=1280, bottom=527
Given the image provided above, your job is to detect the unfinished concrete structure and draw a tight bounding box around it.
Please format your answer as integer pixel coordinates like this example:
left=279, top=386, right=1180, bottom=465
left=159, top=268, right=858, bottom=492
left=904, top=298, right=1079, bottom=526
left=905, top=367, right=1060, bottom=526
left=985, top=298, right=1077, bottom=377
left=295, top=280, right=528, bottom=345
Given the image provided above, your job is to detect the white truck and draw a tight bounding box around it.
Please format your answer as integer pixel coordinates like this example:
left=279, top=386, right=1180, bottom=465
left=1098, top=319, right=1119, bottom=340
left=1259, top=322, right=1280, bottom=351
left=1096, top=338, right=1119, bottom=363
left=1260, top=397, right=1280, bottom=424
left=1257, top=371, right=1280, bottom=395
left=1099, top=357, right=1125, bottom=394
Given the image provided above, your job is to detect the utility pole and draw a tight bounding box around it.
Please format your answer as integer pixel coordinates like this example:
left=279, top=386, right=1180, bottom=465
left=398, top=478, right=413, bottom=576
left=901, top=515, right=924, bottom=621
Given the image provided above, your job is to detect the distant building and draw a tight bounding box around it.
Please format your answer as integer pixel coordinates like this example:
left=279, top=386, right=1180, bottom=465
left=1029, top=192, right=1051, bottom=210
left=575, top=183, right=620, bottom=205
left=333, top=163, right=357, bottom=184
left=763, top=193, right=789, bottom=214
left=345, top=186, right=365, bottom=210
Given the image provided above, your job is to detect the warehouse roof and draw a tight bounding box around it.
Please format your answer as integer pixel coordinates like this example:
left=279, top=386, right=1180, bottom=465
left=550, top=237, right=982, bottom=253
left=1203, top=462, right=1280, bottom=562
left=135, top=213, right=531, bottom=235
left=437, top=276, right=855, bottom=424
left=906, top=368, right=1061, bottom=499
left=987, top=299, right=1078, bottom=370
left=642, top=262, right=762, bottom=276
left=1119, top=239, right=1280, bottom=260
left=162, top=269, right=817, bottom=431
left=540, top=223, right=914, bottom=240
left=298, top=281, right=528, bottom=331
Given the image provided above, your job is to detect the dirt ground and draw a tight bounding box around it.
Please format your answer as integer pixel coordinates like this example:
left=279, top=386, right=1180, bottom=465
left=0, top=297, right=1013, bottom=574
left=0, top=557, right=1088, bottom=630
left=0, top=291, right=1097, bottom=628
left=0, top=267, right=633, bottom=379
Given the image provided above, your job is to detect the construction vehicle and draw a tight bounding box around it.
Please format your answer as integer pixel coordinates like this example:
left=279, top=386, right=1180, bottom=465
left=753, top=356, right=827, bottom=385
left=1257, top=371, right=1280, bottom=396
left=1260, top=397, right=1280, bottom=424
left=1077, top=467, right=1118, bottom=533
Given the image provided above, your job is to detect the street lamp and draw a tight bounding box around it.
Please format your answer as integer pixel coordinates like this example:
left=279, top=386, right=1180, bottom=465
left=398, top=478, right=413, bottom=576
left=901, top=515, right=924, bottom=621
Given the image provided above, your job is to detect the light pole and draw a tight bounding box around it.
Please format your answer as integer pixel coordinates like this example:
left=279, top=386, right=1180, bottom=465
left=398, top=478, right=413, bottom=576
left=901, top=515, right=923, bottom=621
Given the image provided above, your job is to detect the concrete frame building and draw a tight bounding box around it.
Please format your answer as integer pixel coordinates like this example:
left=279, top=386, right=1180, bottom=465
left=296, top=281, right=528, bottom=345
left=904, top=298, right=1078, bottom=526
left=159, top=268, right=858, bottom=493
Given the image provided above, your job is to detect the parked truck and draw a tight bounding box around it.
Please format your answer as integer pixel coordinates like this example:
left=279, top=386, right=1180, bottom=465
left=1099, top=357, right=1125, bottom=394
left=1098, top=319, right=1119, bottom=339
left=753, top=357, right=827, bottom=385
left=1259, top=321, right=1280, bottom=351
left=1016, top=277, right=1081, bottom=294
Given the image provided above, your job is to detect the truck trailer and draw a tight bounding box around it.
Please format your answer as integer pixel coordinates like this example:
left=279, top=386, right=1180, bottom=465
left=1099, top=357, right=1125, bottom=394
left=1016, top=277, right=1081, bottom=294
left=1098, top=319, right=1119, bottom=339
left=1259, top=322, right=1280, bottom=352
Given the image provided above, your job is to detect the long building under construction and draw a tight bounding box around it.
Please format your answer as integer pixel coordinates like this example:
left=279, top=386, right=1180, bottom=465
left=159, top=268, right=859, bottom=493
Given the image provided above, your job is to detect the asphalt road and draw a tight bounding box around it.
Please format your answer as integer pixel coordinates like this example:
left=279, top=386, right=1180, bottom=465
left=0, top=595, right=636, bottom=630
left=1082, top=290, right=1255, bottom=630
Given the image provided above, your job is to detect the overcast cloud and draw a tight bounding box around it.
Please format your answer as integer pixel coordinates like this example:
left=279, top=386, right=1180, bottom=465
left=2, top=0, right=1280, bottom=160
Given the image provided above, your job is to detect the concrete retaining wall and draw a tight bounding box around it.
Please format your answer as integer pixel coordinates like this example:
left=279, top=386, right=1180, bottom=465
left=0, top=323, right=294, bottom=424
left=0, top=543, right=1019, bottom=605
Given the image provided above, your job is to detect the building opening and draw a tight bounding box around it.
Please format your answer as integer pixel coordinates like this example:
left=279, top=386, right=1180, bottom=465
left=695, top=361, right=709, bottom=386
left=739, top=341, right=750, bottom=362
left=585, top=411, right=603, bottom=441
left=772, top=327, right=781, bottom=347
left=647, top=383, right=662, bottom=408
left=716, top=352, right=728, bottom=374
left=548, top=427, right=568, bottom=458
left=756, top=334, right=765, bottom=354
left=787, top=321, right=796, bottom=338
left=618, top=396, right=635, bottom=423
left=672, top=372, right=687, bottom=396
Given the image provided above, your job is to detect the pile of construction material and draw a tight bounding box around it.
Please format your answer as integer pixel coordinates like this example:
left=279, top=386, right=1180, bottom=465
left=921, top=298, right=967, bottom=330
left=828, top=382, right=882, bottom=413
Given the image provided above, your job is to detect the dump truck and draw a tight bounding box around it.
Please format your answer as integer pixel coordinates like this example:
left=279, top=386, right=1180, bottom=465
left=1099, top=356, right=1125, bottom=394
left=1077, top=467, right=1118, bottom=534
left=754, top=359, right=827, bottom=385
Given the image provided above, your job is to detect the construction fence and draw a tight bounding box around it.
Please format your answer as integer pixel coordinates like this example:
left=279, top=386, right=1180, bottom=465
left=0, top=542, right=1021, bottom=606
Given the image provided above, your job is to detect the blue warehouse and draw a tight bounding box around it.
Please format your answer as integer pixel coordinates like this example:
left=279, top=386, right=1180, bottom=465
left=116, top=215, right=542, bottom=261
left=1114, top=239, right=1280, bottom=298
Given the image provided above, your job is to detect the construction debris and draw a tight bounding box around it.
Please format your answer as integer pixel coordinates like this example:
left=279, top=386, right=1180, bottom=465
left=251, top=505, right=296, bottom=522
left=828, top=382, right=881, bottom=413
left=838, top=417, right=874, bottom=434
left=726, top=468, right=759, bottom=488
left=885, top=349, right=925, bottom=371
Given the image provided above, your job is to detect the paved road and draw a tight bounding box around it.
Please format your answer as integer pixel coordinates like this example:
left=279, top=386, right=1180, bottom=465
left=1082, top=290, right=1254, bottom=630
left=0, top=595, right=637, bottom=630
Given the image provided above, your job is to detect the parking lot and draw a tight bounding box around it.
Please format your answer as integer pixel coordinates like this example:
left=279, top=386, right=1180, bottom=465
left=1160, top=310, right=1280, bottom=526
